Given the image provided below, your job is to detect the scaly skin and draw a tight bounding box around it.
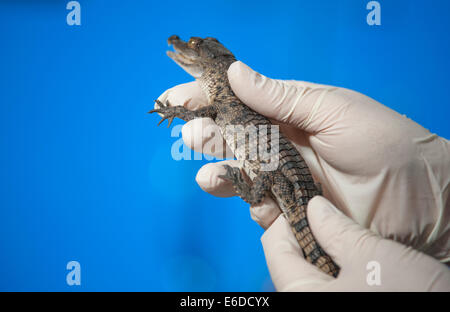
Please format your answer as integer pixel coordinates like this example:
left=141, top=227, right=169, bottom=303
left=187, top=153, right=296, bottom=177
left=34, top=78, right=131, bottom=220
left=150, top=35, right=340, bottom=277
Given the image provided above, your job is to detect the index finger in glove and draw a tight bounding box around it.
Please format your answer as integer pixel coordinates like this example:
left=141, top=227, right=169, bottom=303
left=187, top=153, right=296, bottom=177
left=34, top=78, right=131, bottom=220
left=155, top=81, right=208, bottom=110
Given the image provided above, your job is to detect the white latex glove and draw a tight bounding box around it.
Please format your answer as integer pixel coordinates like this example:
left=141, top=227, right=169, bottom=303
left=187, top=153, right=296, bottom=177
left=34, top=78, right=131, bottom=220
left=263, top=196, right=450, bottom=291
left=156, top=61, right=450, bottom=264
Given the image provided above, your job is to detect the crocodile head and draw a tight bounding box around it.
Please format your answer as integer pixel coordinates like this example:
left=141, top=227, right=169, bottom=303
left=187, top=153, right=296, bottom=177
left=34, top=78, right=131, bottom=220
left=166, top=35, right=235, bottom=79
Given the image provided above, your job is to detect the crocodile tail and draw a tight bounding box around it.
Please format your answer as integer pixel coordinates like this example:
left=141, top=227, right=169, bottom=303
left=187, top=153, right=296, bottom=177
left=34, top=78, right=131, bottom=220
left=285, top=203, right=340, bottom=277
left=277, top=137, right=319, bottom=195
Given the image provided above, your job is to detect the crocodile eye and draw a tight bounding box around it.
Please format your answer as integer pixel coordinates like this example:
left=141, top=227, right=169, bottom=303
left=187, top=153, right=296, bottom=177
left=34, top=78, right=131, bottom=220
left=188, top=37, right=202, bottom=48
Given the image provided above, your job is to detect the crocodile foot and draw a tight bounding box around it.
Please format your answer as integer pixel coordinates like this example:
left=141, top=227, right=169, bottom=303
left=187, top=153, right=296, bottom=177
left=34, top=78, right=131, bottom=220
left=219, top=165, right=260, bottom=204
left=148, top=99, right=178, bottom=127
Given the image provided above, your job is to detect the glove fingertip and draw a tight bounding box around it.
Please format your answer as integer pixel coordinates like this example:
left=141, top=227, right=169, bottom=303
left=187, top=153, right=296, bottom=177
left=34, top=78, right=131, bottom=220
left=195, top=162, right=239, bottom=198
left=308, top=196, right=342, bottom=221
left=227, top=61, right=261, bottom=106
left=227, top=61, right=246, bottom=82
left=195, top=163, right=216, bottom=191
left=227, top=61, right=295, bottom=124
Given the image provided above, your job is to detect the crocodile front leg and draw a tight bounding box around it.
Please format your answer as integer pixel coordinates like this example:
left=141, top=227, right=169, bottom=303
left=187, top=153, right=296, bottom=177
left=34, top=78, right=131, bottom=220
left=149, top=99, right=217, bottom=127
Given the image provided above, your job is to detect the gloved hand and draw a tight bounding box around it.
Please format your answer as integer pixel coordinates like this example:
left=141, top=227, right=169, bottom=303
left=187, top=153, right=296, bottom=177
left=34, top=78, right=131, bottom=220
left=156, top=61, right=450, bottom=265
left=263, top=195, right=450, bottom=291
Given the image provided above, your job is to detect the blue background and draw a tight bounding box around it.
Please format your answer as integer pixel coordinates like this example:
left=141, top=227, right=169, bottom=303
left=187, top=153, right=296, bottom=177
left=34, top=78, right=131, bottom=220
left=0, top=0, right=449, bottom=291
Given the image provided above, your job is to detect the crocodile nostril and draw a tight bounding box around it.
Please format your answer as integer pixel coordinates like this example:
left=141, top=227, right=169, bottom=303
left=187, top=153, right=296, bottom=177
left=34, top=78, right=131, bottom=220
left=168, top=35, right=180, bottom=43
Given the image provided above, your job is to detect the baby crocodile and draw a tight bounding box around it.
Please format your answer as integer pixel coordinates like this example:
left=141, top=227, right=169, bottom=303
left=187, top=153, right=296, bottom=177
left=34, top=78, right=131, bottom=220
left=150, top=35, right=340, bottom=277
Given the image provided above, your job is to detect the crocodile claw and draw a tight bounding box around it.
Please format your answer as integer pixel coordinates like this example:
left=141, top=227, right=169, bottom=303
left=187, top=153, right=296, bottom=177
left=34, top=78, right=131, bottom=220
left=149, top=100, right=175, bottom=127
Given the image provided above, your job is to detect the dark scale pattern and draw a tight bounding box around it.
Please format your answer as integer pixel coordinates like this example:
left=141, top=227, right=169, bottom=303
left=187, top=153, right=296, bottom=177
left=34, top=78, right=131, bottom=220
left=151, top=36, right=340, bottom=277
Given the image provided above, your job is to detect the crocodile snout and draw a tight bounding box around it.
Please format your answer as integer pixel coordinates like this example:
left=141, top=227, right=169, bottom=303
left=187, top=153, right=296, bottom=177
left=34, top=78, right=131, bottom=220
left=168, top=35, right=180, bottom=44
